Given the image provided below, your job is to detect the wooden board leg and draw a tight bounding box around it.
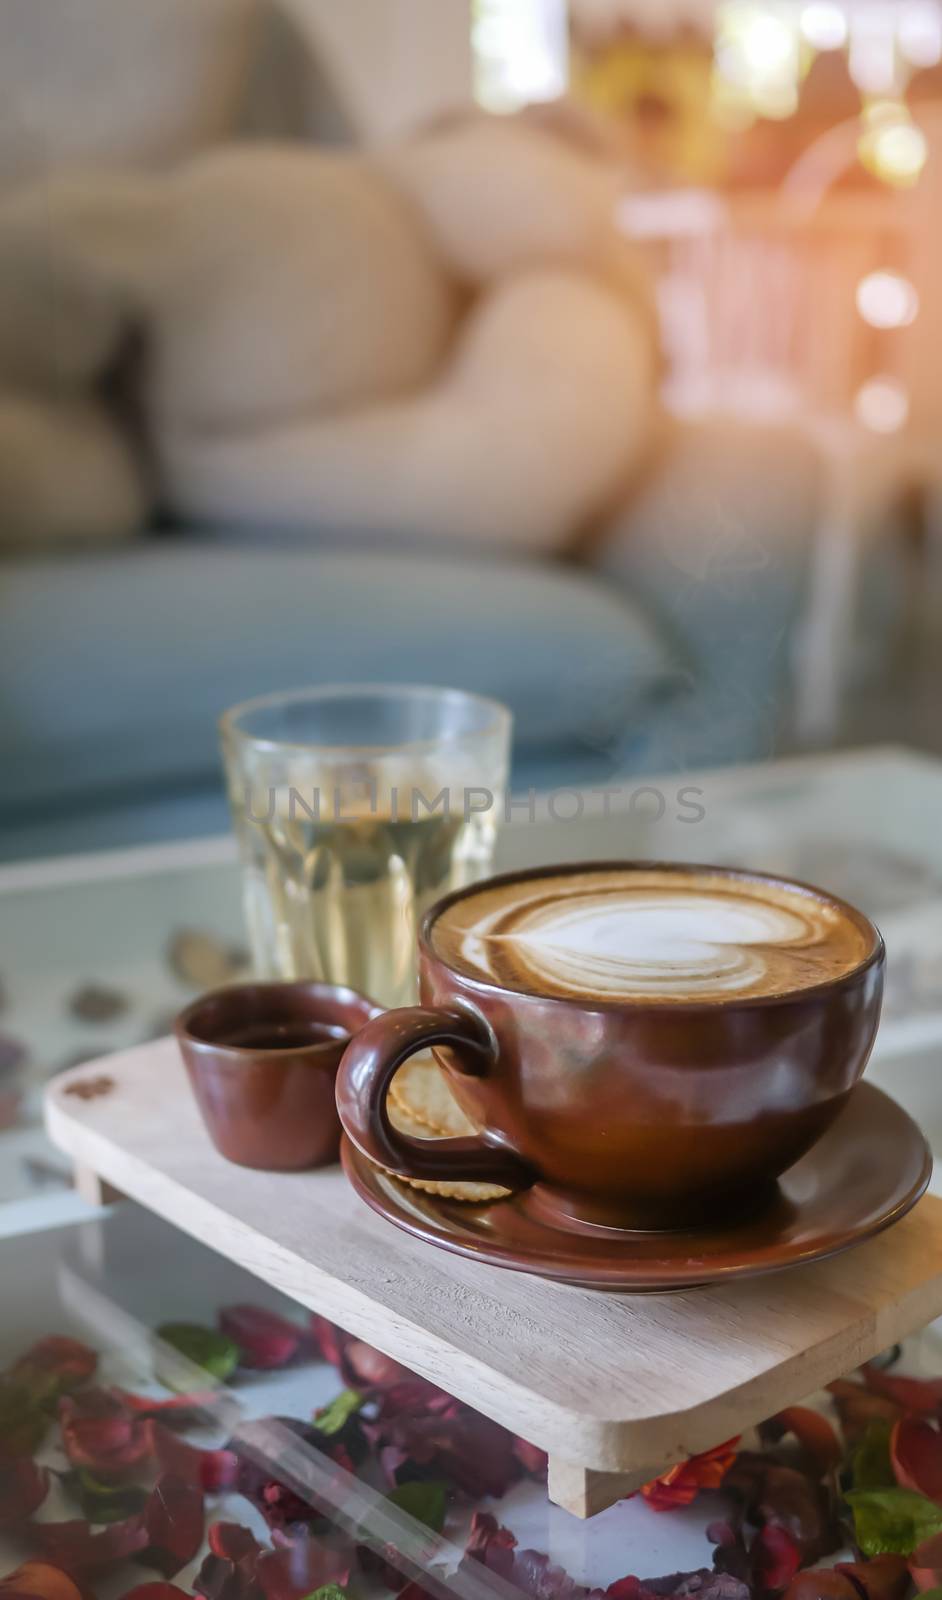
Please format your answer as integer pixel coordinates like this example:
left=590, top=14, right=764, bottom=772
left=547, top=1457, right=658, bottom=1519
left=74, top=1165, right=124, bottom=1207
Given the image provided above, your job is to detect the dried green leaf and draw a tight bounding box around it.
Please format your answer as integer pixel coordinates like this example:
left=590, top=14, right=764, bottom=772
left=0, top=1378, right=48, bottom=1459
left=313, top=1391, right=364, bottom=1438
left=69, top=1470, right=148, bottom=1524
left=386, top=1481, right=447, bottom=1534
left=155, top=1324, right=239, bottom=1389
left=853, top=1419, right=895, bottom=1490
left=846, top=1486, right=942, bottom=1556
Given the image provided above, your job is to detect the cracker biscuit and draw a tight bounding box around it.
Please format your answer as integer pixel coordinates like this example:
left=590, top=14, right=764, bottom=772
left=388, top=1054, right=477, bottom=1138
left=383, top=1093, right=510, bottom=1204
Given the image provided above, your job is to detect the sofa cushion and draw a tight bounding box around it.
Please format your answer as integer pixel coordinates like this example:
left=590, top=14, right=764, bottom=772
left=0, top=542, right=677, bottom=818
left=0, top=0, right=260, bottom=188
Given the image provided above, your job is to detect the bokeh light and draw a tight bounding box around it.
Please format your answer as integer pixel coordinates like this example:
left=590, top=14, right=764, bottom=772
left=472, top=0, right=568, bottom=112
left=856, top=271, right=920, bottom=329
left=899, top=4, right=942, bottom=69
left=714, top=3, right=800, bottom=122
left=752, top=78, right=800, bottom=118
left=858, top=101, right=929, bottom=186
left=854, top=376, right=910, bottom=432
left=799, top=3, right=848, bottom=52
left=849, top=15, right=901, bottom=96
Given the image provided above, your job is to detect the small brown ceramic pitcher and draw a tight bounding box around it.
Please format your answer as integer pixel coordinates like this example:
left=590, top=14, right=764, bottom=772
left=177, top=980, right=381, bottom=1171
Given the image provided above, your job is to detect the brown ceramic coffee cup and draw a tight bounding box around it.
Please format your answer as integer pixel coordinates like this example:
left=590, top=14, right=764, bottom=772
left=336, top=861, right=885, bottom=1229
left=176, top=981, right=381, bottom=1171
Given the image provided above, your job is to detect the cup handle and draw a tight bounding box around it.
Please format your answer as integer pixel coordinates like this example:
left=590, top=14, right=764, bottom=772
left=336, top=1005, right=535, bottom=1191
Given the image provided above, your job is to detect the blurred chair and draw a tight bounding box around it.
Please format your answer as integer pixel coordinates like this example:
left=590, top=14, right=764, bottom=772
left=619, top=108, right=942, bottom=744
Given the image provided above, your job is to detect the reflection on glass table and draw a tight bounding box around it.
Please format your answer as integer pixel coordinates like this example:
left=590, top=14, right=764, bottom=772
left=0, top=1204, right=714, bottom=1588
left=6, top=1202, right=942, bottom=1590
left=0, top=850, right=246, bottom=1206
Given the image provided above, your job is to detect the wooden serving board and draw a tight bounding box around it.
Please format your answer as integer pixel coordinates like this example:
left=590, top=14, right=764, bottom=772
left=45, top=1041, right=942, bottom=1519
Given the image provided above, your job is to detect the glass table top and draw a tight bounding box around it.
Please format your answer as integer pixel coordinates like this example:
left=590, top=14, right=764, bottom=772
left=0, top=1203, right=717, bottom=1586
left=3, top=747, right=942, bottom=1587
left=4, top=1198, right=942, bottom=1589
left=3, top=745, right=942, bottom=1210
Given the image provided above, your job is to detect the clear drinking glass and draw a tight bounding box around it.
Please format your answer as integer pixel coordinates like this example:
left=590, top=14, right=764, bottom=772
left=220, top=685, right=513, bottom=1008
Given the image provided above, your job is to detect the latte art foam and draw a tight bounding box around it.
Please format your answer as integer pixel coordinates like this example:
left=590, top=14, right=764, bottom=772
left=431, top=868, right=873, bottom=1003
left=483, top=893, right=811, bottom=999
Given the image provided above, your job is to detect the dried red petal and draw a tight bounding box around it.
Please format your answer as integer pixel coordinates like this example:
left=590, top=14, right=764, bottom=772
left=194, top=1552, right=256, bottom=1600
left=511, top=1548, right=599, bottom=1600
left=10, top=1339, right=97, bottom=1396
left=724, top=1454, right=837, bottom=1565
left=113, top=1389, right=228, bottom=1428
left=146, top=1421, right=197, bottom=1480
left=255, top=1539, right=351, bottom=1600
left=861, top=1363, right=942, bottom=1417
left=59, top=1390, right=150, bottom=1479
left=344, top=1341, right=411, bottom=1390
left=225, top=1435, right=312, bottom=1533
left=783, top=1574, right=857, bottom=1600
left=827, top=1380, right=902, bottom=1445
left=309, top=1316, right=346, bottom=1371
left=834, top=1555, right=910, bottom=1600
left=635, top=1578, right=740, bottom=1600
left=641, top=1439, right=740, bottom=1512
left=146, top=1420, right=238, bottom=1492
left=141, top=1474, right=205, bottom=1578
left=513, top=1438, right=549, bottom=1477
left=371, top=1379, right=456, bottom=1420
left=202, top=1450, right=241, bottom=1494
left=640, top=1478, right=699, bottom=1513
left=218, top=1307, right=302, bottom=1371
left=368, top=1405, right=522, bottom=1500
left=465, top=1511, right=517, bottom=1579
left=0, top=1564, right=83, bottom=1600
left=753, top=1524, right=801, bottom=1588
left=397, top=1585, right=439, bottom=1600
left=766, top=1407, right=843, bottom=1473
left=34, top=1515, right=149, bottom=1573
left=238, top=1470, right=314, bottom=1535
left=208, top=1525, right=264, bottom=1564
left=0, top=1460, right=48, bottom=1529
left=912, top=1530, right=942, bottom=1591
left=466, top=1517, right=744, bottom=1600
left=891, top=1416, right=942, bottom=1503
left=195, top=1522, right=266, bottom=1600
left=325, top=1441, right=354, bottom=1477
left=466, top=1511, right=516, bottom=1554
left=123, top=1589, right=193, bottom=1600
left=309, top=1318, right=409, bottom=1391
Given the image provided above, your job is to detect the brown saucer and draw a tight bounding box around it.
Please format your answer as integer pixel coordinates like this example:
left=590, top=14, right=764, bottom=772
left=341, top=1082, right=931, bottom=1290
